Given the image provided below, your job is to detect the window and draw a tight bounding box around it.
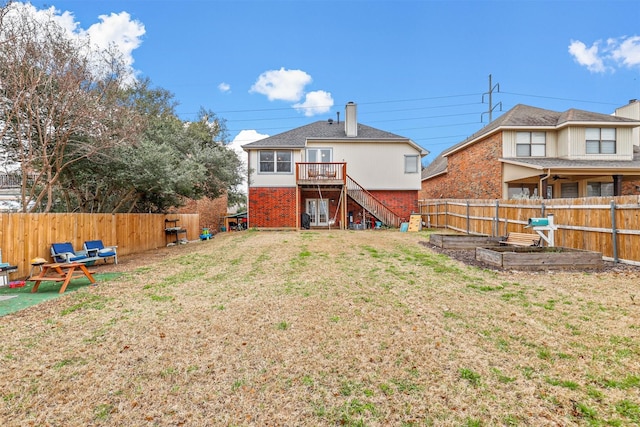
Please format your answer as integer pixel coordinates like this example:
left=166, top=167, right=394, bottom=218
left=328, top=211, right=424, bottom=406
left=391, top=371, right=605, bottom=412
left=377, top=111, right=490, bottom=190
left=560, top=182, right=578, bottom=198
left=259, top=150, right=292, bottom=173
left=587, top=182, right=614, bottom=197
left=508, top=184, right=538, bottom=199
left=586, top=128, right=616, bottom=154
left=516, top=131, right=546, bottom=157
left=307, top=148, right=332, bottom=163
left=404, top=155, right=419, bottom=173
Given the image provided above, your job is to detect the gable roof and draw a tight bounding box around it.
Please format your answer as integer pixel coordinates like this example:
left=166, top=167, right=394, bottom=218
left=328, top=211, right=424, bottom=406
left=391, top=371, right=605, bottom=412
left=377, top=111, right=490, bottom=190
left=443, top=104, right=640, bottom=157
left=242, top=120, right=428, bottom=155
left=421, top=152, right=448, bottom=180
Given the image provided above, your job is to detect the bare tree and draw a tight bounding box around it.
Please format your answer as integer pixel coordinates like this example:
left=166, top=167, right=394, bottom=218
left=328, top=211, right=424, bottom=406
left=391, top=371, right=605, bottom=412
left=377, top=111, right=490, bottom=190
left=0, top=3, right=141, bottom=212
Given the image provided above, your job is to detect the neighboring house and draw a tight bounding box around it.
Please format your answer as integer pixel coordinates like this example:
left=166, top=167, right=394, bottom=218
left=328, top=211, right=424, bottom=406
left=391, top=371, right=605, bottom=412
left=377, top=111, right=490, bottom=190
left=0, top=173, right=23, bottom=212
left=242, top=102, right=428, bottom=229
left=420, top=102, right=640, bottom=200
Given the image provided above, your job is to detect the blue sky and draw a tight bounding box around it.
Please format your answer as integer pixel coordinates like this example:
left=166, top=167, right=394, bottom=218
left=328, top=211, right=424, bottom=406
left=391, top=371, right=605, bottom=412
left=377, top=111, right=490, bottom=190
left=17, top=0, right=640, bottom=165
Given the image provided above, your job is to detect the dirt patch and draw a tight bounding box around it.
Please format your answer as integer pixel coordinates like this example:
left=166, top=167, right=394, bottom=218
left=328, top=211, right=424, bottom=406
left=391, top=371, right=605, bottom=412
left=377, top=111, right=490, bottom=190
left=420, top=240, right=640, bottom=273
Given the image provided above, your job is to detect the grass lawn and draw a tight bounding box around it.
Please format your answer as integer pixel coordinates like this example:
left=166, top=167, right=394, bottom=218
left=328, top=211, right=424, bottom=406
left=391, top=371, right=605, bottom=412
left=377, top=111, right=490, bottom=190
left=0, top=273, right=122, bottom=317
left=0, top=230, right=638, bottom=426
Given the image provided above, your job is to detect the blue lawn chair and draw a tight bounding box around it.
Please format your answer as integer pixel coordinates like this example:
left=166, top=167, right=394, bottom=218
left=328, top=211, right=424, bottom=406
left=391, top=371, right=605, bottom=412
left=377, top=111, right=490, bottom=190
left=83, top=240, right=118, bottom=264
left=50, top=242, right=92, bottom=264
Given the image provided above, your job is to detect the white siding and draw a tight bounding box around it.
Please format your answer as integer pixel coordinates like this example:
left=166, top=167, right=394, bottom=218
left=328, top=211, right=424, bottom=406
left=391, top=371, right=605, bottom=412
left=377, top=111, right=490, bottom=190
left=565, top=126, right=634, bottom=161
left=615, top=101, right=640, bottom=146
left=317, top=141, right=422, bottom=190
left=557, top=128, right=569, bottom=157
left=502, top=130, right=557, bottom=158
left=247, top=140, right=423, bottom=191
left=248, top=149, right=303, bottom=187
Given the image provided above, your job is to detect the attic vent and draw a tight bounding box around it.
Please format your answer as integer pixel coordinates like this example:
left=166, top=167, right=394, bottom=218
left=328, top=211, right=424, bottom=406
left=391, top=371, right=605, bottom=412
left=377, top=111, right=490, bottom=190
left=328, top=118, right=334, bottom=124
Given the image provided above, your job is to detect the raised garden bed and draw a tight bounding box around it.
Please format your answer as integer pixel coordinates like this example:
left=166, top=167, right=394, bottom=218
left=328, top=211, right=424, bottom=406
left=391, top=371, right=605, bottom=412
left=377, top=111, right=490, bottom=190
left=429, top=233, right=502, bottom=250
left=475, top=246, right=604, bottom=271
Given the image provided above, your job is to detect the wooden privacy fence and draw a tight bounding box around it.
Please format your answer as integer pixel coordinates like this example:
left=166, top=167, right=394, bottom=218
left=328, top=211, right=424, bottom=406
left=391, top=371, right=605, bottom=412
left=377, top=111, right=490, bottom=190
left=419, top=195, right=640, bottom=266
left=0, top=213, right=200, bottom=278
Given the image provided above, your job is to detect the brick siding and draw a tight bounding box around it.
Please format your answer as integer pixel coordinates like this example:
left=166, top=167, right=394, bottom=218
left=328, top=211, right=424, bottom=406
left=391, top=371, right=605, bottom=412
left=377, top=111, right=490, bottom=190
left=251, top=187, right=417, bottom=229
left=421, top=131, right=640, bottom=200
left=249, top=187, right=297, bottom=228
left=421, top=133, right=503, bottom=199
left=177, top=195, right=228, bottom=231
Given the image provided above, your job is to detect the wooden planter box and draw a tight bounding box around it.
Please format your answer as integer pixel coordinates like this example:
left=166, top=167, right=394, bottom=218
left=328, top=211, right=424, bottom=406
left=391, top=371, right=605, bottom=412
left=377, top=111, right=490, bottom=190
left=475, top=246, right=604, bottom=271
left=429, top=234, right=502, bottom=250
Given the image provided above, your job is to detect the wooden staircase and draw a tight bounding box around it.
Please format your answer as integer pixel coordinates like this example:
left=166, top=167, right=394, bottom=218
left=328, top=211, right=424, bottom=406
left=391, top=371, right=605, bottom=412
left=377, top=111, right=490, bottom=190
left=346, top=175, right=402, bottom=228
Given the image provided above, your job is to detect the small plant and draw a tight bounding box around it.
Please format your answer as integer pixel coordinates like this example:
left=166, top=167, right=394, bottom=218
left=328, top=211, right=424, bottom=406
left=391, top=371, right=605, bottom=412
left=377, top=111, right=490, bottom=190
left=615, top=400, right=640, bottom=422
left=537, top=347, right=553, bottom=361
left=94, top=403, right=114, bottom=421
left=459, top=368, right=482, bottom=386
left=149, top=294, right=173, bottom=302
left=491, top=368, right=515, bottom=384
left=277, top=321, right=290, bottom=330
left=379, top=383, right=393, bottom=396
left=574, top=401, right=598, bottom=421
left=464, top=417, right=483, bottom=427
left=231, top=378, right=245, bottom=391
left=301, top=375, right=314, bottom=387
left=546, top=377, right=579, bottom=390
left=340, top=380, right=357, bottom=396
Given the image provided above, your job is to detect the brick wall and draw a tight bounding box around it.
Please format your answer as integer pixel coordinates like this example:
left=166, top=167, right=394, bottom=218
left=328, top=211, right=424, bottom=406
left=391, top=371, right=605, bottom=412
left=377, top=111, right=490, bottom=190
left=249, top=187, right=297, bottom=228
left=421, top=131, right=640, bottom=200
left=368, top=190, right=417, bottom=221
left=177, top=195, right=228, bottom=231
left=421, top=133, right=503, bottom=199
left=251, top=187, right=417, bottom=229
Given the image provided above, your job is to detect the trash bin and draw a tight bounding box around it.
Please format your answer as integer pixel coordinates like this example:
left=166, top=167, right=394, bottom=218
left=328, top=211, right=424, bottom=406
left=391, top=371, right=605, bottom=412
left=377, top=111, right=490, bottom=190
left=301, top=212, right=311, bottom=229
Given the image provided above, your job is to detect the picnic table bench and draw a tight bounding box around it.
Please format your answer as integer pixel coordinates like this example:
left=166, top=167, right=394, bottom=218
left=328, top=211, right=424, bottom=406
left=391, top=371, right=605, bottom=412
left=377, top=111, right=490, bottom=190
left=500, top=232, right=541, bottom=247
left=27, top=262, right=97, bottom=294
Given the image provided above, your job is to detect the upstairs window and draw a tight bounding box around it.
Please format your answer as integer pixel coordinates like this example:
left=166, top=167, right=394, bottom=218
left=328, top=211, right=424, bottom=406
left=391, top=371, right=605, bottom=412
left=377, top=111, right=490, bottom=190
left=516, top=131, right=546, bottom=157
left=307, top=148, right=332, bottom=163
left=586, top=128, right=616, bottom=154
left=259, top=150, right=292, bottom=173
left=404, top=155, right=419, bottom=173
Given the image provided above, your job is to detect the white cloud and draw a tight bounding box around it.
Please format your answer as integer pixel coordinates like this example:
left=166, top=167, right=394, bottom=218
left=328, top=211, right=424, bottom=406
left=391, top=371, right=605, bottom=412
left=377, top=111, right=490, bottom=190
left=293, top=91, right=334, bottom=117
left=229, top=130, right=269, bottom=195
left=611, top=36, right=640, bottom=68
left=249, top=68, right=312, bottom=101
left=6, top=3, right=145, bottom=83
left=569, top=35, right=640, bottom=73
left=568, top=40, right=607, bottom=73
left=218, top=82, right=231, bottom=93
left=85, top=12, right=145, bottom=68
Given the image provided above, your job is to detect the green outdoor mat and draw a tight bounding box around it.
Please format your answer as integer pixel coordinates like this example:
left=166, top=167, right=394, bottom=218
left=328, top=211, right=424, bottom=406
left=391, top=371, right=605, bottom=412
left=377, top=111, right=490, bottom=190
left=0, top=273, right=121, bottom=317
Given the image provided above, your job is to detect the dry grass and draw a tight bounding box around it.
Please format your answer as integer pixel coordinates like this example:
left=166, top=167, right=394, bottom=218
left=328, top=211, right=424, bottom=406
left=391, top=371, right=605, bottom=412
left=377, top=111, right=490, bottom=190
left=1, top=230, right=639, bottom=426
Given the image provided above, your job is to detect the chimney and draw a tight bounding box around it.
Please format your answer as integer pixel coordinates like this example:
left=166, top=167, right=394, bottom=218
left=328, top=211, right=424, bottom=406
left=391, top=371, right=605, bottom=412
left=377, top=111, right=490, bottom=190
left=345, top=101, right=357, bottom=137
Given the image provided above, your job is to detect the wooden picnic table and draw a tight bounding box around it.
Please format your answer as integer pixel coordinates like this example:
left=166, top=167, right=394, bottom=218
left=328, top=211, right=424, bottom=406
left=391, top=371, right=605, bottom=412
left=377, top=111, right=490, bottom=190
left=27, top=262, right=97, bottom=294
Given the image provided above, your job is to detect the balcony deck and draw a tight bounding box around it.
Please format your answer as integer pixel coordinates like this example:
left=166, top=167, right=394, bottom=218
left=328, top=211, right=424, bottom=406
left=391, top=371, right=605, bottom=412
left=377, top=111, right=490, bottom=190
left=296, top=162, right=346, bottom=186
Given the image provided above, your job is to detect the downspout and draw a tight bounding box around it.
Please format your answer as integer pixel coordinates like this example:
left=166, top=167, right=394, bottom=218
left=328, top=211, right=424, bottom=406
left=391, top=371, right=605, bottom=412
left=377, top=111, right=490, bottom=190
left=539, top=169, right=551, bottom=199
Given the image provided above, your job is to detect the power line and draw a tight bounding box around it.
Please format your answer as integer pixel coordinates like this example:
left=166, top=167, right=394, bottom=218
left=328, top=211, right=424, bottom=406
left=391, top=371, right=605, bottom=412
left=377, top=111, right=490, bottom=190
left=500, top=91, right=621, bottom=106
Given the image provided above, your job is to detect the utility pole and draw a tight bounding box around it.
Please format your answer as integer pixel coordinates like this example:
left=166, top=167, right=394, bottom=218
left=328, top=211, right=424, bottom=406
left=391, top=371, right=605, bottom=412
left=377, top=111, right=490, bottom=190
left=482, top=74, right=502, bottom=123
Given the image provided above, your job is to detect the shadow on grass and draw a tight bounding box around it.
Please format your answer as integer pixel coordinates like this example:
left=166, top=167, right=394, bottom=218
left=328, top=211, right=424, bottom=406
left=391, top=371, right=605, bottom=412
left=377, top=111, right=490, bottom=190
left=0, top=273, right=122, bottom=317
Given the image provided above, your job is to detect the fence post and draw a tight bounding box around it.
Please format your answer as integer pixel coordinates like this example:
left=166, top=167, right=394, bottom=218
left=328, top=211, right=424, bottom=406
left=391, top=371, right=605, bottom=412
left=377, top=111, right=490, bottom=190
left=494, top=200, right=499, bottom=237
left=610, top=200, right=619, bottom=264
left=466, top=200, right=470, bottom=234
left=444, top=201, right=448, bottom=229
